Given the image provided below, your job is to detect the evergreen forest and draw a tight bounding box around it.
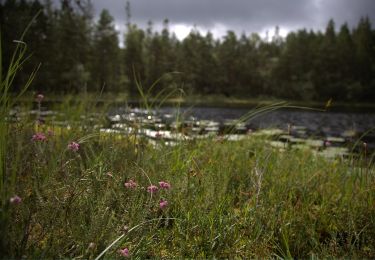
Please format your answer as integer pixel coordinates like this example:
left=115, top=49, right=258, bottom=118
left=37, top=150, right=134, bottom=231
left=1, top=0, right=375, bottom=101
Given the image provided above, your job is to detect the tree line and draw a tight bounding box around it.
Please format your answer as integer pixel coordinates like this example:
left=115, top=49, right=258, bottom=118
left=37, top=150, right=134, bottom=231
left=1, top=0, right=375, bottom=101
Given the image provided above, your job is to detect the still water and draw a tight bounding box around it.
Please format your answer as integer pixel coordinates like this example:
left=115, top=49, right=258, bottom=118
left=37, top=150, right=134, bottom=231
left=157, top=107, right=375, bottom=134
left=107, top=105, right=375, bottom=154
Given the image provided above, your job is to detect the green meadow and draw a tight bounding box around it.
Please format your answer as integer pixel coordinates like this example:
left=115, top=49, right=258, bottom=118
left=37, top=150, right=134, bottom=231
left=1, top=82, right=375, bottom=258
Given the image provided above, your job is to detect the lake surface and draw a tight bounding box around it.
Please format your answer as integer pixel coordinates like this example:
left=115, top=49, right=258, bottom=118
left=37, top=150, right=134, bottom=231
left=109, top=106, right=375, bottom=150
left=156, top=106, right=375, bottom=134
left=13, top=102, right=375, bottom=156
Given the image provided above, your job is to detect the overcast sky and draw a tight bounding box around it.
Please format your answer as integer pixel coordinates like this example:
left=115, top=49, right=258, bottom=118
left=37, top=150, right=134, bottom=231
left=88, top=0, right=375, bottom=40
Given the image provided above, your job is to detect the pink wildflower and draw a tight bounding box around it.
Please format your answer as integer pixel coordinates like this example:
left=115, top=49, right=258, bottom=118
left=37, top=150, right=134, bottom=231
left=36, top=94, right=44, bottom=102
left=119, top=248, right=129, bottom=257
left=124, top=179, right=137, bottom=189
left=158, top=181, right=171, bottom=190
left=324, top=140, right=332, bottom=147
left=32, top=132, right=47, bottom=142
left=159, top=199, right=168, bottom=209
left=68, top=141, right=80, bottom=152
left=147, top=185, right=158, bottom=193
left=10, top=195, right=22, bottom=204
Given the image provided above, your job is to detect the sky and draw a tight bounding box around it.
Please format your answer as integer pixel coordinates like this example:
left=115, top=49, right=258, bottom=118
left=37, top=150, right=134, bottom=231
left=88, top=0, right=375, bottom=41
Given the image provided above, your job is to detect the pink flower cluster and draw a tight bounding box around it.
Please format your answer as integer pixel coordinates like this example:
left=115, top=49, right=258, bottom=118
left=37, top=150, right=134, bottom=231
left=149, top=181, right=171, bottom=209
left=158, top=181, right=171, bottom=190
left=147, top=181, right=171, bottom=193
left=147, top=184, right=158, bottom=193
left=68, top=141, right=80, bottom=152
left=119, top=247, right=129, bottom=257
left=32, top=132, right=47, bottom=142
left=124, top=179, right=137, bottom=189
left=10, top=195, right=22, bottom=204
left=159, top=199, right=168, bottom=209
left=124, top=180, right=171, bottom=210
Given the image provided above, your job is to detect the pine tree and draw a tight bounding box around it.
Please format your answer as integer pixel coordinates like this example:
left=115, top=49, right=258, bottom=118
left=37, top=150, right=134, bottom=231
left=353, top=16, right=374, bottom=98
left=92, top=9, right=121, bottom=92
left=124, top=24, right=146, bottom=96
left=54, top=0, right=93, bottom=92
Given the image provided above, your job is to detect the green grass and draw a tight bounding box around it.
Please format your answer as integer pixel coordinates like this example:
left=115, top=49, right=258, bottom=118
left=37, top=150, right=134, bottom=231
left=2, top=105, right=375, bottom=258
left=0, top=20, right=40, bottom=256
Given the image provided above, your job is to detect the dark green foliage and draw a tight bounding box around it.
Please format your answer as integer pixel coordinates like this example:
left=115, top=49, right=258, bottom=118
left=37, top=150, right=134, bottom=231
left=123, top=24, right=146, bottom=96
left=92, top=9, right=121, bottom=92
left=54, top=0, right=92, bottom=92
left=177, top=30, right=219, bottom=95
left=0, top=0, right=47, bottom=91
left=144, top=19, right=178, bottom=92
left=2, top=113, right=375, bottom=258
left=1, top=0, right=375, bottom=101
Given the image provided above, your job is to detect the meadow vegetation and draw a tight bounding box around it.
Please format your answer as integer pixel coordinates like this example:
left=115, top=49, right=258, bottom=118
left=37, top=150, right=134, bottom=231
left=1, top=96, right=375, bottom=259
left=1, top=3, right=375, bottom=258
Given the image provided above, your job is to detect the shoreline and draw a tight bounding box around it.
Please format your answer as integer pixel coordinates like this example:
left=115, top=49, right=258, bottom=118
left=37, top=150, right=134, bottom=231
left=16, top=93, right=375, bottom=112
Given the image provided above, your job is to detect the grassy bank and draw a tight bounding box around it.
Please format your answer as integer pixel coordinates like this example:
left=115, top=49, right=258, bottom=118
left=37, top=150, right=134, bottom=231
left=1, top=99, right=375, bottom=259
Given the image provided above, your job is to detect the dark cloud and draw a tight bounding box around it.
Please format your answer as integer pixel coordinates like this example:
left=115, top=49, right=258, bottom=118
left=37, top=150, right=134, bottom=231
left=89, top=0, right=375, bottom=38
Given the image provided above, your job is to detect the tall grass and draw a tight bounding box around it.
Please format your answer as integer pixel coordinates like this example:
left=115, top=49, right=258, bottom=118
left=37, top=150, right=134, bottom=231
left=0, top=18, right=40, bottom=254
left=2, top=98, right=375, bottom=258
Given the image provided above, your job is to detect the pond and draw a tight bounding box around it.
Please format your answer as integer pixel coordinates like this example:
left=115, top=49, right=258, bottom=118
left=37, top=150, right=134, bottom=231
left=108, top=106, right=375, bottom=155
left=13, top=103, right=375, bottom=157
left=157, top=106, right=375, bottom=136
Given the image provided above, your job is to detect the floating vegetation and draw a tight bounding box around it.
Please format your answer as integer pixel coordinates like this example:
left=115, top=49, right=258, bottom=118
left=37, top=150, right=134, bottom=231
left=10, top=106, right=374, bottom=160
